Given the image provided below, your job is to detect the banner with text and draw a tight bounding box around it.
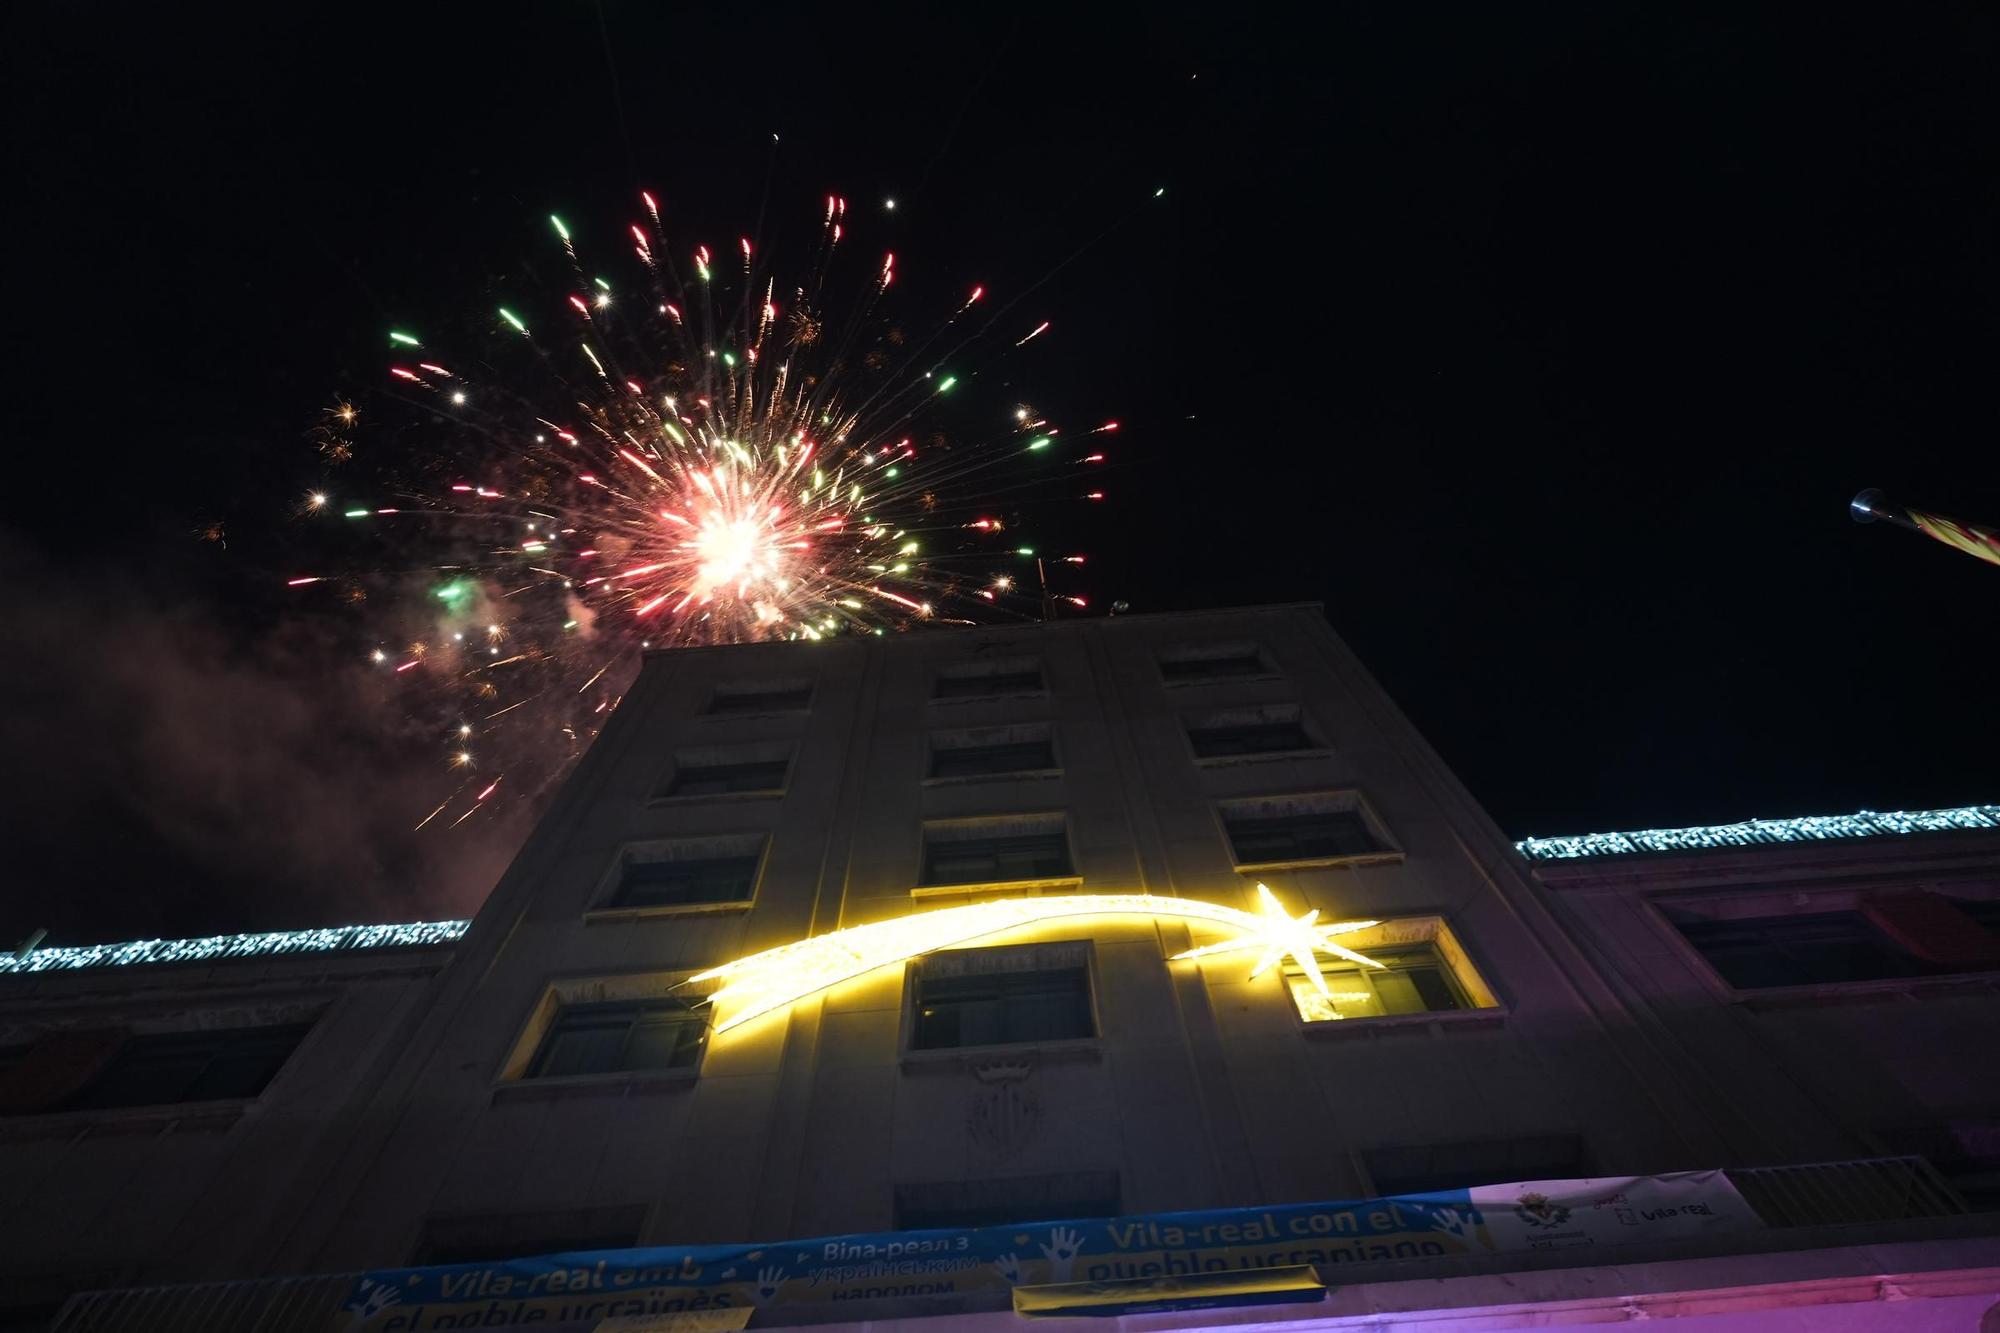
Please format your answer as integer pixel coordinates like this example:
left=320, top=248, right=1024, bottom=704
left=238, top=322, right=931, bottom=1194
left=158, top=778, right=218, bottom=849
left=332, top=1170, right=1756, bottom=1331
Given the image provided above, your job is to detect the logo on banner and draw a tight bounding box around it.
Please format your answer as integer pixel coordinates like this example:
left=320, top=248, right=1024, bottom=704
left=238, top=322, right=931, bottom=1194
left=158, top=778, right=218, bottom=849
left=1511, top=1192, right=1572, bottom=1230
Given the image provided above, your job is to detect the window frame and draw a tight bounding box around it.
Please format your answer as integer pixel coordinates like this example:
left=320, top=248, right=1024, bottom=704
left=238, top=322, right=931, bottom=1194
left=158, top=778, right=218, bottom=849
left=700, top=680, right=813, bottom=718
left=926, top=723, right=1061, bottom=784
left=1215, top=791, right=1403, bottom=871
left=1243, top=915, right=1505, bottom=1035
left=900, top=940, right=1103, bottom=1066
left=495, top=972, right=716, bottom=1096
left=930, top=658, right=1048, bottom=703
left=1157, top=641, right=1282, bottom=688
left=651, top=743, right=793, bottom=803
left=588, top=835, right=768, bottom=921
left=914, top=814, right=1080, bottom=896
left=1182, top=703, right=1326, bottom=765
left=1651, top=888, right=2000, bottom=1002
left=523, top=998, right=710, bottom=1081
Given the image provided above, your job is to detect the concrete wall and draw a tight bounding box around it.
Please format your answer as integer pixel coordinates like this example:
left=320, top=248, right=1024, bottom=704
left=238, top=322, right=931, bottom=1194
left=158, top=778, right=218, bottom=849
left=278, top=606, right=1724, bottom=1274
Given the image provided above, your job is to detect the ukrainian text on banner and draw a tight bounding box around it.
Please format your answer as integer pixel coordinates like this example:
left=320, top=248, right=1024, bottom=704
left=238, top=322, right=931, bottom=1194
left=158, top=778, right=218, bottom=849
left=332, top=1170, right=1757, bottom=1331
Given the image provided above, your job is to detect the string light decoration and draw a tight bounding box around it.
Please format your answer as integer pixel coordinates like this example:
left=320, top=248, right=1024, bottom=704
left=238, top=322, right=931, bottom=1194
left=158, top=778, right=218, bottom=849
left=0, top=921, right=470, bottom=974
left=692, top=884, right=1380, bottom=1033
left=1515, top=804, right=2000, bottom=862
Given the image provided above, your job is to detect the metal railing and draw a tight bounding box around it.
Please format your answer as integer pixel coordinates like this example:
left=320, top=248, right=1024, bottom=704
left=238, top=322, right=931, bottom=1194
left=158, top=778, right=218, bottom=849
left=1726, top=1155, right=1967, bottom=1228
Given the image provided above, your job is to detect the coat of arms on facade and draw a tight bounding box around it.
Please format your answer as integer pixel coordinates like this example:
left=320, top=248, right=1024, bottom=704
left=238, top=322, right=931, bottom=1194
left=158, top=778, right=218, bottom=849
left=1513, top=1192, right=1571, bottom=1229
left=967, top=1060, right=1042, bottom=1159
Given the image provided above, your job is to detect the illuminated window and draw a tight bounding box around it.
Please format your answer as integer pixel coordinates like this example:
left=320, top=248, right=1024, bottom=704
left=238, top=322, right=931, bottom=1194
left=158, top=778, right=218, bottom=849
left=911, top=943, right=1094, bottom=1049
left=930, top=724, right=1057, bottom=780
left=1221, top=795, right=1390, bottom=867
left=704, top=680, right=811, bottom=715
left=1160, top=641, right=1272, bottom=685
left=1286, top=946, right=1464, bottom=1022
left=527, top=1000, right=705, bottom=1078
left=934, top=657, right=1045, bottom=700
left=1281, top=916, right=1499, bottom=1025
left=603, top=835, right=764, bottom=911
left=1186, top=704, right=1317, bottom=759
left=920, top=816, right=1073, bottom=888
left=65, top=1024, right=311, bottom=1111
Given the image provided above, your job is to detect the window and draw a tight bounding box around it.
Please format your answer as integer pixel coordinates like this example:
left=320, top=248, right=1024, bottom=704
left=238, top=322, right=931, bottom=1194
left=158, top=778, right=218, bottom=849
left=920, top=817, right=1073, bottom=888
left=1186, top=706, right=1316, bottom=759
left=1160, top=642, right=1270, bottom=685
left=1274, top=916, right=1500, bottom=1025
left=1222, top=803, right=1387, bottom=866
left=1672, top=910, right=1947, bottom=989
left=416, top=1206, right=647, bottom=1266
left=929, top=724, right=1057, bottom=780
left=911, top=943, right=1094, bottom=1050
left=704, top=681, right=811, bottom=715
left=894, top=1172, right=1121, bottom=1230
left=1364, top=1136, right=1585, bottom=1197
left=1285, top=946, right=1465, bottom=1022
left=602, top=836, right=764, bottom=911
left=934, top=658, right=1045, bottom=700
left=658, top=757, right=788, bottom=798
left=65, top=1024, right=310, bottom=1111
left=527, top=1000, right=706, bottom=1078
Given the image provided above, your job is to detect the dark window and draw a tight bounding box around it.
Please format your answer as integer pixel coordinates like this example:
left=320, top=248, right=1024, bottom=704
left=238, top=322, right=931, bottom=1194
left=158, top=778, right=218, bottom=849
left=527, top=1000, right=706, bottom=1078
left=912, top=967, right=1093, bottom=1049
left=930, top=739, right=1056, bottom=779
left=1364, top=1135, right=1585, bottom=1197
left=1286, top=945, right=1466, bottom=1022
left=895, top=1171, right=1121, bottom=1230
left=1161, top=651, right=1266, bottom=683
left=660, top=759, right=788, bottom=798
left=1188, top=719, right=1314, bottom=758
left=1672, top=911, right=1948, bottom=989
left=705, top=685, right=811, bottom=715
left=920, top=829, right=1072, bottom=886
left=934, top=669, right=1044, bottom=700
left=415, top=1206, right=647, bottom=1265
left=1957, top=899, right=2000, bottom=932
left=68, top=1024, right=310, bottom=1110
left=1224, top=808, right=1383, bottom=864
left=609, top=854, right=758, bottom=909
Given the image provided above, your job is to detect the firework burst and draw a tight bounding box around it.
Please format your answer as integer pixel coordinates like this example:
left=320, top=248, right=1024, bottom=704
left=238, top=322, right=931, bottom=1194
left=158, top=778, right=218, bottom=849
left=291, top=192, right=1112, bottom=828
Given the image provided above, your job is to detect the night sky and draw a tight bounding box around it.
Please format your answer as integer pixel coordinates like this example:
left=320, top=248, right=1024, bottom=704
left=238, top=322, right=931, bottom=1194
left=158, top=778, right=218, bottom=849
left=5, top=5, right=1997, bottom=944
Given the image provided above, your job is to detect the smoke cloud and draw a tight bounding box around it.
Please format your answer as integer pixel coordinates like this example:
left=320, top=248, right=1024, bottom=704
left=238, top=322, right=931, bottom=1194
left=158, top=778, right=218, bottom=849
left=0, top=532, right=533, bottom=947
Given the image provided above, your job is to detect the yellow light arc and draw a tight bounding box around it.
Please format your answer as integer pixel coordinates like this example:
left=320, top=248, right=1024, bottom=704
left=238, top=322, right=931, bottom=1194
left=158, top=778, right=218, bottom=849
left=691, top=883, right=1382, bottom=1034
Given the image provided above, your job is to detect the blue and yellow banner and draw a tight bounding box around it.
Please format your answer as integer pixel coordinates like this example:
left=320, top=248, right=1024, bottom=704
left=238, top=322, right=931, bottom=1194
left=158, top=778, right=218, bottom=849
left=333, top=1171, right=1755, bottom=1330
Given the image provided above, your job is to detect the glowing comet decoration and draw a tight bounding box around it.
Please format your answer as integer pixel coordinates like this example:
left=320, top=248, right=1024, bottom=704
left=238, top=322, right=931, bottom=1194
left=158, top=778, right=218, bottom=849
left=691, top=885, right=1380, bottom=1034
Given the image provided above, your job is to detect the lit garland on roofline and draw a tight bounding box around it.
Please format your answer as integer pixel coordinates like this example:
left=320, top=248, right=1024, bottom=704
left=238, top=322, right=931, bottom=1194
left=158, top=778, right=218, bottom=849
left=0, top=920, right=469, bottom=974
left=1515, top=804, right=2000, bottom=862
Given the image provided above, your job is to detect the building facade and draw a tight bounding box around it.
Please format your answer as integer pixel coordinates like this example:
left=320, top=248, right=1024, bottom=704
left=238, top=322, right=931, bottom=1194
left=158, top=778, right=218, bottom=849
left=5, top=605, right=1999, bottom=1331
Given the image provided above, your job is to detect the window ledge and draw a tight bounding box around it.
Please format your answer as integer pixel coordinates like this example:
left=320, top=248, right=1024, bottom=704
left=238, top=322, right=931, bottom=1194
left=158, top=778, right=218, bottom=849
left=1732, top=971, right=2000, bottom=1011
left=0, top=1097, right=252, bottom=1140
left=900, top=1037, right=1103, bottom=1074
left=697, top=711, right=808, bottom=723
left=1299, top=1007, right=1508, bottom=1039
left=583, top=901, right=754, bottom=924
left=1162, top=672, right=1287, bottom=689
left=930, top=691, right=1051, bottom=707
left=645, top=789, right=786, bottom=807
left=911, top=875, right=1084, bottom=900
left=491, top=1067, right=699, bottom=1105
left=1234, top=852, right=1406, bottom=873
left=922, top=769, right=1063, bottom=788
left=1194, top=748, right=1332, bottom=768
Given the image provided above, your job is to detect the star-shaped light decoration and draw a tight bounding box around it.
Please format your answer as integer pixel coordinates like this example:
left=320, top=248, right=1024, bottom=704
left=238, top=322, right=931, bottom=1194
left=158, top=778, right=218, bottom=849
left=1171, top=882, right=1383, bottom=997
